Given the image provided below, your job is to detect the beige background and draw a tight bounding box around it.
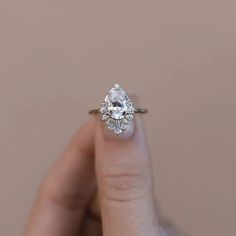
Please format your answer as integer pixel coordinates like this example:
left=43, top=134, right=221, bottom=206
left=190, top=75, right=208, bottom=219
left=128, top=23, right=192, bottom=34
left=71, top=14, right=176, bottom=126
left=0, top=1, right=236, bottom=235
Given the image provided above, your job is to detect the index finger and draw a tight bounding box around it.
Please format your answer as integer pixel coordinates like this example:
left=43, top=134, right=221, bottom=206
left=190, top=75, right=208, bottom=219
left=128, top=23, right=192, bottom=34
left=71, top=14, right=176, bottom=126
left=25, top=117, right=96, bottom=236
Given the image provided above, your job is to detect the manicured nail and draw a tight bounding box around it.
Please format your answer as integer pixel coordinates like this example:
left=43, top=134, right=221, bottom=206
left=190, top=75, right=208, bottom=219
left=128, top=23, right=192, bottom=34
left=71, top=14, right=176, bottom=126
left=102, top=119, right=135, bottom=140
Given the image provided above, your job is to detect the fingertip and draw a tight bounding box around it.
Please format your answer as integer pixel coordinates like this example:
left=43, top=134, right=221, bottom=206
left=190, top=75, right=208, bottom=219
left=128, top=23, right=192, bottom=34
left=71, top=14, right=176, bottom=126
left=94, top=111, right=148, bottom=141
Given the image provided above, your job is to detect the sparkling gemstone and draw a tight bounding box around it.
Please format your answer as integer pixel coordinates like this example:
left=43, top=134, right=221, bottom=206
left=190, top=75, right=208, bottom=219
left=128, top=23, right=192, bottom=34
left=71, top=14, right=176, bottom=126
left=100, top=84, right=135, bottom=134
left=107, top=88, right=128, bottom=119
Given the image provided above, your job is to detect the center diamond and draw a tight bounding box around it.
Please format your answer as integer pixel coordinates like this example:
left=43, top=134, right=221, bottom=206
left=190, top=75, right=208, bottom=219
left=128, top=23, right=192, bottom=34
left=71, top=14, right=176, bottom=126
left=107, top=89, right=128, bottom=119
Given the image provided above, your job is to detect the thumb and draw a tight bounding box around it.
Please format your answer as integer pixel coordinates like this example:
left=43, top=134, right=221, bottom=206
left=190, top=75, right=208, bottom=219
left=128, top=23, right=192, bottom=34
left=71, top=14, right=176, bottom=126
left=95, top=115, right=160, bottom=236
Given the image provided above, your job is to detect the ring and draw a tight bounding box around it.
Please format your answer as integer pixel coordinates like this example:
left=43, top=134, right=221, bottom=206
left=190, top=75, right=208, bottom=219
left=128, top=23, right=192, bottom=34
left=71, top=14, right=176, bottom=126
left=89, top=84, right=148, bottom=135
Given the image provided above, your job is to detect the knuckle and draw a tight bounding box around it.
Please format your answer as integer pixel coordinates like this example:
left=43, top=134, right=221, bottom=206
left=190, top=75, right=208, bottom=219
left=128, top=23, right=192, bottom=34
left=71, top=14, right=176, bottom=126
left=100, top=164, right=149, bottom=202
left=42, top=184, right=87, bottom=211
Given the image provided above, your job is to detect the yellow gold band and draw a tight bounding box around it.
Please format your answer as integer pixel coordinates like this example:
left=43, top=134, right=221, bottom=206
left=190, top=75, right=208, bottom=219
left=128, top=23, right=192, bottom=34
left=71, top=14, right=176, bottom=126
left=89, top=108, right=148, bottom=114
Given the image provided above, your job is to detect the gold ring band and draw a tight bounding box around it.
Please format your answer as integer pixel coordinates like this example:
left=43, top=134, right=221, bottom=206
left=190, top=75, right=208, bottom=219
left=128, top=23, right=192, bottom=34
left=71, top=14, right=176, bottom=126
left=89, top=108, right=148, bottom=114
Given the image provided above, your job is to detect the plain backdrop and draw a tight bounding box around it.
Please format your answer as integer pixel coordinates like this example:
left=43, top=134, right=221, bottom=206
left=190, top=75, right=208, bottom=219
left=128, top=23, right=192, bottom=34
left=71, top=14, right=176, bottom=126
left=0, top=1, right=236, bottom=235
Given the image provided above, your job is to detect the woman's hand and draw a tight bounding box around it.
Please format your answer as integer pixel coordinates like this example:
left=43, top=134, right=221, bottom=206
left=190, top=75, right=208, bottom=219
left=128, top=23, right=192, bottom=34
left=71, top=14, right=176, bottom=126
left=25, top=115, right=160, bottom=236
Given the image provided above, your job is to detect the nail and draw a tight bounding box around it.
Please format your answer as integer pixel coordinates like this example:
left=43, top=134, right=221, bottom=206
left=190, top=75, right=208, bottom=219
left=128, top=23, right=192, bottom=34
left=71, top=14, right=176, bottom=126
left=102, top=119, right=135, bottom=140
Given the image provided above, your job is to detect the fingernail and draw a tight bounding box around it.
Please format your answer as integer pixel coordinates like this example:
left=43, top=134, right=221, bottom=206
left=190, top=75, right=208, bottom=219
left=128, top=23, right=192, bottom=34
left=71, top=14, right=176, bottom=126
left=102, top=119, right=135, bottom=140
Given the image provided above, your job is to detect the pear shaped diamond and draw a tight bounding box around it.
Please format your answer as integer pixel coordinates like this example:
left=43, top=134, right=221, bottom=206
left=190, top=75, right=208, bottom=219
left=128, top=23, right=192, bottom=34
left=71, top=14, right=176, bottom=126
left=100, top=84, right=135, bottom=134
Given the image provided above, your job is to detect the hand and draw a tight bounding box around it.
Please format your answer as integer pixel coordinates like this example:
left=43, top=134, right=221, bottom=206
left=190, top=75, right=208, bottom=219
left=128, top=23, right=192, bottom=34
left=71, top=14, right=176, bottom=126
left=25, top=115, right=160, bottom=236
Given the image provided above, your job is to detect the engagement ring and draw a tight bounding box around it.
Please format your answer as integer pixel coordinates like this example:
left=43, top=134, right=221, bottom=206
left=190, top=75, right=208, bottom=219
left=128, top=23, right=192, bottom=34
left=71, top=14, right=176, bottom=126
left=89, top=84, right=147, bottom=135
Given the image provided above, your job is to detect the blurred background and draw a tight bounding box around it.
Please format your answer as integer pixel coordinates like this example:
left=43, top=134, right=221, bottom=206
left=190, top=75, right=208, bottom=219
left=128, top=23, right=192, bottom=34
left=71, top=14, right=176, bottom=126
left=0, top=1, right=236, bottom=235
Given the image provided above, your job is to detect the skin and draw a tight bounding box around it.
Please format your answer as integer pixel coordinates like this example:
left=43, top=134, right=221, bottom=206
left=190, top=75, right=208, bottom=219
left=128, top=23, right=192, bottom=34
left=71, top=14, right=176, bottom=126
left=25, top=115, right=161, bottom=236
